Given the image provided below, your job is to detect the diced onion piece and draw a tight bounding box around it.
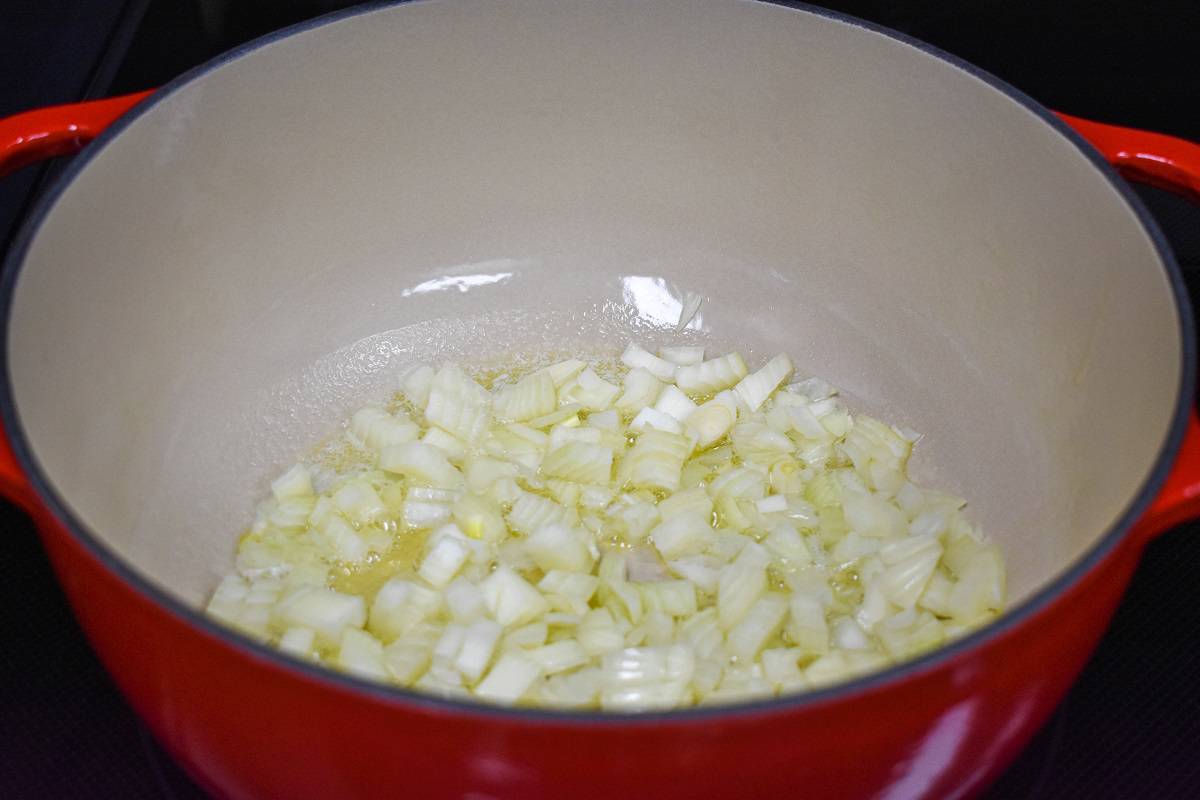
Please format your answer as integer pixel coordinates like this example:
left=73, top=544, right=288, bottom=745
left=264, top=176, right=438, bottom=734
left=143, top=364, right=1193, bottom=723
left=657, top=486, right=713, bottom=521
left=686, top=397, right=736, bottom=450
left=764, top=523, right=812, bottom=566
left=206, top=575, right=248, bottom=626
left=474, top=651, right=543, bottom=703
left=402, top=497, right=452, bottom=529
left=675, top=353, right=748, bottom=396
left=316, top=515, right=369, bottom=564
left=450, top=492, right=507, bottom=542
left=464, top=456, right=518, bottom=494
left=503, top=621, right=550, bottom=649
left=878, top=536, right=943, bottom=608
left=734, top=353, right=794, bottom=412
left=726, top=592, right=789, bottom=661
left=537, top=667, right=602, bottom=708
left=526, top=403, right=583, bottom=429
left=369, top=578, right=442, bottom=643
left=332, top=481, right=387, bottom=526
left=278, top=626, right=316, bottom=658
left=542, top=441, right=613, bottom=485
left=455, top=619, right=503, bottom=682
left=418, top=536, right=471, bottom=588
left=709, top=465, right=767, bottom=499
left=621, top=343, right=678, bottom=382
left=422, top=426, right=468, bottom=462
left=274, top=587, right=366, bottom=649
left=610, top=500, right=660, bottom=544
left=384, top=622, right=440, bottom=684
left=508, top=492, right=577, bottom=535
left=788, top=593, right=831, bottom=656
left=760, top=648, right=805, bottom=689
left=658, top=345, right=704, bottom=366
left=622, top=429, right=692, bottom=492
left=574, top=405, right=611, bottom=428
left=526, top=524, right=595, bottom=573
left=731, top=421, right=794, bottom=465
left=350, top=407, right=420, bottom=452
left=654, top=385, right=698, bottom=423
left=843, top=493, right=905, bottom=539
left=650, top=511, right=714, bottom=560
left=548, top=425, right=599, bottom=449
left=630, top=407, right=684, bottom=435
left=615, top=368, right=665, bottom=415
left=577, top=608, right=627, bottom=656
left=786, top=402, right=830, bottom=441
left=444, top=577, right=487, bottom=623
left=787, top=376, right=838, bottom=402
left=718, top=543, right=770, bottom=629
left=756, top=495, right=788, bottom=515
left=267, top=495, right=316, bottom=531
left=402, top=364, right=435, bottom=409
left=544, top=359, right=586, bottom=387
left=480, top=566, right=550, bottom=627
left=425, top=364, right=491, bottom=444
left=639, top=580, right=698, bottom=618
left=493, top=370, right=557, bottom=423
left=600, top=644, right=694, bottom=710
left=527, top=640, right=590, bottom=675
left=947, top=546, right=1005, bottom=623
left=538, top=570, right=600, bottom=615
left=830, top=618, right=871, bottom=651
left=563, top=368, right=621, bottom=411
left=667, top=555, right=724, bottom=595
left=381, top=441, right=463, bottom=489
left=271, top=464, right=314, bottom=501
left=338, top=628, right=388, bottom=680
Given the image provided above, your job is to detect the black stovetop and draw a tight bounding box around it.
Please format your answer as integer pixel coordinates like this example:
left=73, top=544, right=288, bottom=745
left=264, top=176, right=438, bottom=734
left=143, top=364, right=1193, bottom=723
left=2, top=2, right=1199, bottom=797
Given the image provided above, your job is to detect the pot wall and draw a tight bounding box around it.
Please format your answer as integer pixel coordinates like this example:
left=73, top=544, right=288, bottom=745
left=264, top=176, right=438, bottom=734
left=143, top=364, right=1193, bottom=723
left=37, top=502, right=1142, bottom=799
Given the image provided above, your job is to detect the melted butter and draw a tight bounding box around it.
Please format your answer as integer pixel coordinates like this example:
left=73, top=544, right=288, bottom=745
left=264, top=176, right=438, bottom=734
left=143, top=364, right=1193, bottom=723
left=829, top=567, right=864, bottom=615
left=314, top=437, right=374, bottom=474
left=330, top=528, right=431, bottom=597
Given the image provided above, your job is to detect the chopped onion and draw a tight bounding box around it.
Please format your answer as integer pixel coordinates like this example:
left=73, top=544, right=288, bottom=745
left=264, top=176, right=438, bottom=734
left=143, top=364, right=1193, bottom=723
left=658, top=345, right=705, bottom=366
left=621, top=343, right=678, bottom=382
left=675, top=353, right=748, bottom=396
left=210, top=344, right=1005, bottom=711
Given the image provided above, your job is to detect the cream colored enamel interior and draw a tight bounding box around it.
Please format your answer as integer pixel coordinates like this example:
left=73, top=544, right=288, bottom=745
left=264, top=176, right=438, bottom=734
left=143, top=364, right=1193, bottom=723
left=8, top=0, right=1180, bottom=611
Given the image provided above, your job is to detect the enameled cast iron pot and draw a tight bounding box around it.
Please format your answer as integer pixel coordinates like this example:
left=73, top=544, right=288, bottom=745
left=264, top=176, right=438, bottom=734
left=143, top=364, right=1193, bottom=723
left=2, top=1, right=1200, bottom=797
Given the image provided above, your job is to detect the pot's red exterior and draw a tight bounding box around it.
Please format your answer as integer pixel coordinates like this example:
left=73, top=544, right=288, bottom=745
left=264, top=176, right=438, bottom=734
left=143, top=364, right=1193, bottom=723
left=27, top=490, right=1140, bottom=800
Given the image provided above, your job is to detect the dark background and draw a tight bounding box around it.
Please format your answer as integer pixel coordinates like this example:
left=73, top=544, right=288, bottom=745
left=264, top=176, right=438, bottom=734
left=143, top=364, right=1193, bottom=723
left=2, top=1, right=1199, bottom=797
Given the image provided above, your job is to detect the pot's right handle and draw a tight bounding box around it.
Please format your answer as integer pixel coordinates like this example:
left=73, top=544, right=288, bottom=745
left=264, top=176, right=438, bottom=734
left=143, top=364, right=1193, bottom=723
left=1056, top=113, right=1200, bottom=203
left=1059, top=114, right=1200, bottom=538
left=0, top=91, right=151, bottom=179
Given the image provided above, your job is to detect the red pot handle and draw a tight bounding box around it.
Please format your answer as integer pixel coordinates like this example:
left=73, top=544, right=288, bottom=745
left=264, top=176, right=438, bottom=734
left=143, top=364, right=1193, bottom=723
left=1056, top=113, right=1200, bottom=204
left=0, top=90, right=152, bottom=509
left=1056, top=113, right=1200, bottom=540
left=0, top=97, right=1199, bottom=537
left=0, top=90, right=152, bottom=179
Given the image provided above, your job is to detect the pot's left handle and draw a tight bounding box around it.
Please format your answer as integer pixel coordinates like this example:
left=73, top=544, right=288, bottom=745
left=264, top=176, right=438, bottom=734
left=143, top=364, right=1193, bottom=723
left=0, top=90, right=152, bottom=179
left=0, top=90, right=151, bottom=511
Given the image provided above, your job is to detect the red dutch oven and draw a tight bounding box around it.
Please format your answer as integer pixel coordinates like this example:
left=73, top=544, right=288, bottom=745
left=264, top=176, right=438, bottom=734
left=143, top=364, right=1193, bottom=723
left=2, top=1, right=1200, bottom=798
